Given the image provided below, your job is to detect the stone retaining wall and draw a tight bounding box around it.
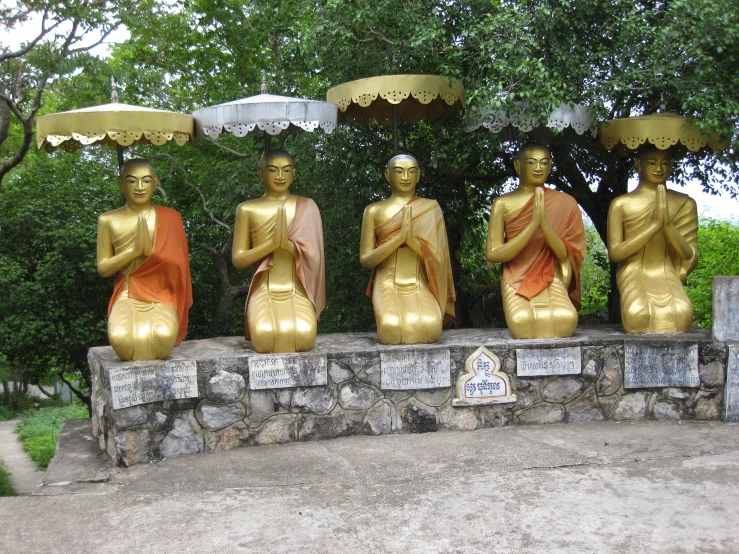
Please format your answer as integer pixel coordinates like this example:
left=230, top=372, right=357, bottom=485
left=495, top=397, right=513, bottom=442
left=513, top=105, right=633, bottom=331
left=89, top=328, right=727, bottom=466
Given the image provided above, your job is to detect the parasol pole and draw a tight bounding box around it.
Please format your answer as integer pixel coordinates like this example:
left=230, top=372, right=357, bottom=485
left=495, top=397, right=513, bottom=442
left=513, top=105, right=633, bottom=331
left=261, top=71, right=271, bottom=154
left=111, top=76, right=125, bottom=169
left=392, top=104, right=398, bottom=155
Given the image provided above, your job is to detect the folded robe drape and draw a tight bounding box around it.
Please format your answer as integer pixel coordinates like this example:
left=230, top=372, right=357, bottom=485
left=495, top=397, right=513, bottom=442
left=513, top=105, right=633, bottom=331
left=366, top=196, right=456, bottom=325
left=245, top=196, right=326, bottom=340
left=502, top=188, right=586, bottom=310
left=108, top=206, right=193, bottom=345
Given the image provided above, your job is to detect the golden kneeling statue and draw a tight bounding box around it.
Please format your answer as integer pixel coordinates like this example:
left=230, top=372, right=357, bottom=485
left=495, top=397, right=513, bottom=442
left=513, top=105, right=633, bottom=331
left=232, top=150, right=325, bottom=353
left=607, top=146, right=698, bottom=333
left=486, top=144, right=586, bottom=339
left=97, top=159, right=193, bottom=361
left=360, top=154, right=455, bottom=344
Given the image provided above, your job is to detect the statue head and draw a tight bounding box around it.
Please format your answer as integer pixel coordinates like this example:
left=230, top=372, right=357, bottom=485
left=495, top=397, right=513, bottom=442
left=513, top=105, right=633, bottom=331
left=635, top=146, right=673, bottom=186
left=384, top=154, right=420, bottom=194
left=257, top=149, right=295, bottom=193
left=118, top=159, right=159, bottom=207
left=514, top=143, right=552, bottom=187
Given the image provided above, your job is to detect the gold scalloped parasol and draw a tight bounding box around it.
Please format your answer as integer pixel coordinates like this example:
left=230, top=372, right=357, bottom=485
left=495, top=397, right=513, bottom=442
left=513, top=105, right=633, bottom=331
left=37, top=102, right=194, bottom=152
left=327, top=74, right=464, bottom=153
left=598, top=113, right=725, bottom=155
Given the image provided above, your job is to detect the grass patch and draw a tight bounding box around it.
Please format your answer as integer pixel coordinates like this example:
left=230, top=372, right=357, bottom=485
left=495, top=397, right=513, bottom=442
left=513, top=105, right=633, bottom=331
left=0, top=393, right=66, bottom=422
left=0, top=461, right=17, bottom=497
left=14, top=405, right=89, bottom=470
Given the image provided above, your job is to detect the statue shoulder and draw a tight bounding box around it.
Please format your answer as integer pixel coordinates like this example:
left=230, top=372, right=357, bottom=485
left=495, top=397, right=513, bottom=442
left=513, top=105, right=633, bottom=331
left=97, top=206, right=126, bottom=224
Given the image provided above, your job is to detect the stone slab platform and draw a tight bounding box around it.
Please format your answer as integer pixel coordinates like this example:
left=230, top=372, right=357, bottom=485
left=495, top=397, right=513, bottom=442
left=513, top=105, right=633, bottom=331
left=89, top=328, right=728, bottom=466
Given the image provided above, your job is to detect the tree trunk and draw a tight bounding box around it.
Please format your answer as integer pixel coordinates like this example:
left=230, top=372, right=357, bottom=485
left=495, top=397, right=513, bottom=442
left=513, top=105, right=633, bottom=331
left=2, top=380, right=11, bottom=406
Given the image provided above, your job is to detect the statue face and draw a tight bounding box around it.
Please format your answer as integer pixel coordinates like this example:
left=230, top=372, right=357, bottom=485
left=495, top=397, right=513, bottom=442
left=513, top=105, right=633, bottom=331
left=258, top=153, right=295, bottom=193
left=385, top=160, right=420, bottom=194
left=514, top=146, right=552, bottom=187
left=119, top=164, right=158, bottom=207
left=636, top=149, right=673, bottom=186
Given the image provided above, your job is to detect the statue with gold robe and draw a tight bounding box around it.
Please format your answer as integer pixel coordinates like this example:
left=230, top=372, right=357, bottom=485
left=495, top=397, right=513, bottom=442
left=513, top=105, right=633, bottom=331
left=360, top=154, right=455, bottom=344
left=607, top=146, right=698, bottom=333
left=232, top=150, right=325, bottom=353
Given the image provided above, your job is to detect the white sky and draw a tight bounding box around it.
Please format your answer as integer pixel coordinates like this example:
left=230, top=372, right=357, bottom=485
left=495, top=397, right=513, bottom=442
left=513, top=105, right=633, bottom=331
left=4, top=9, right=738, bottom=221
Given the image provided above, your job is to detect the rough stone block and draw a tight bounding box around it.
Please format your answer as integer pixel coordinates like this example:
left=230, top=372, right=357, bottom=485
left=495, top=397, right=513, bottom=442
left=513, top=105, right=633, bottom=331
left=541, top=377, right=587, bottom=404
left=695, top=398, right=721, bottom=420
left=363, top=401, right=392, bottom=435
left=253, top=415, right=299, bottom=445
left=195, top=401, right=245, bottom=431
left=339, top=382, right=380, bottom=411
left=699, top=361, right=725, bottom=387
left=439, top=406, right=478, bottom=431
left=652, top=400, right=681, bottom=421
left=328, top=361, right=354, bottom=383
left=161, top=414, right=201, bottom=457
left=518, top=404, right=565, bottom=425
left=116, top=428, right=151, bottom=467
left=400, top=403, right=438, bottom=433
left=114, top=405, right=148, bottom=429
left=206, top=369, right=246, bottom=403
left=293, top=387, right=335, bottom=413
left=613, top=392, right=648, bottom=420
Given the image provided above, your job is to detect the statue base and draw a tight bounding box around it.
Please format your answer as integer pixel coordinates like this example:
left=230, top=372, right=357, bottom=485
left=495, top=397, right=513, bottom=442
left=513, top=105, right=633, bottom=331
left=89, top=328, right=728, bottom=467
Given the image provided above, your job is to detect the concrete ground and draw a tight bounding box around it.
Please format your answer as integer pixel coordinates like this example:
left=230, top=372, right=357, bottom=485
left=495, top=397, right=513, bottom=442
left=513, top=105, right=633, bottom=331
left=1, top=419, right=738, bottom=554
left=0, top=419, right=44, bottom=495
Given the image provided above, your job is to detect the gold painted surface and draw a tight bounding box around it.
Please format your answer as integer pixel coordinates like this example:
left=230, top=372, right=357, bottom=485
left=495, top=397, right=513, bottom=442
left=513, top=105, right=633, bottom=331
left=599, top=113, right=725, bottom=154
left=360, top=156, right=452, bottom=345
left=486, top=145, right=583, bottom=339
left=37, top=103, right=194, bottom=151
left=232, top=151, right=318, bottom=353
left=327, top=75, right=464, bottom=125
left=607, top=148, right=699, bottom=333
left=97, top=162, right=179, bottom=361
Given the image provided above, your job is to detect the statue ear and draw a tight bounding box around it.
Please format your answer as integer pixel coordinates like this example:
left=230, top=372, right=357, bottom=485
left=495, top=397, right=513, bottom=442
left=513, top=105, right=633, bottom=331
left=256, top=167, right=264, bottom=182
left=513, top=158, right=521, bottom=176
left=383, top=168, right=390, bottom=183
left=634, top=158, right=641, bottom=172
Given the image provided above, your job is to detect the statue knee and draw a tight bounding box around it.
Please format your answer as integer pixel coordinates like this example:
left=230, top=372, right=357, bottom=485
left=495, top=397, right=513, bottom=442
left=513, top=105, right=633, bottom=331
left=250, top=319, right=276, bottom=353
left=552, top=306, right=578, bottom=336
left=623, top=298, right=651, bottom=332
left=294, top=316, right=317, bottom=352
left=152, top=322, right=178, bottom=359
left=421, top=313, right=442, bottom=343
left=108, top=325, right=134, bottom=361
left=674, top=298, right=694, bottom=331
left=377, top=314, right=402, bottom=345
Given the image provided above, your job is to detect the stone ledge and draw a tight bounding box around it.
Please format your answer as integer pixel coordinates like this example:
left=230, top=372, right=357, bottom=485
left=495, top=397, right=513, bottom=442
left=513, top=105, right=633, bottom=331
left=89, top=328, right=726, bottom=466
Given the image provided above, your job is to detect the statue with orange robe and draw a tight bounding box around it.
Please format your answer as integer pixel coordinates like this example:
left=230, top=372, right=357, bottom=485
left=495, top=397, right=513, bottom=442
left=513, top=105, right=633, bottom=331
left=360, top=154, right=455, bottom=344
left=486, top=144, right=586, bottom=339
left=97, top=159, right=193, bottom=361
left=232, top=150, right=325, bottom=353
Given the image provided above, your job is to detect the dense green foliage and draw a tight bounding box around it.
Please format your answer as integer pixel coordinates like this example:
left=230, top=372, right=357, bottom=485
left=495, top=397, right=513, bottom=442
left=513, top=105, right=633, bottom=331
left=15, top=404, right=88, bottom=469
left=686, top=218, right=739, bottom=329
left=0, top=392, right=65, bottom=422
left=0, top=461, right=16, bottom=497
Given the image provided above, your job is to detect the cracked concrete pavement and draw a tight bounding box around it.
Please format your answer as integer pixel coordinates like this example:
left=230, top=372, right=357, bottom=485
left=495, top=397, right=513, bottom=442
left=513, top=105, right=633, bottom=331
left=1, top=419, right=738, bottom=553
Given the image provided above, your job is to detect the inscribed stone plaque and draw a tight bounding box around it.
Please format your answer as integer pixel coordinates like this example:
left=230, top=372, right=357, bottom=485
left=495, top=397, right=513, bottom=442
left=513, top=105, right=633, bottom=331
left=624, top=343, right=700, bottom=388
left=516, top=347, right=582, bottom=377
left=380, top=349, right=451, bottom=390
left=726, top=345, right=739, bottom=421
left=248, top=353, right=328, bottom=390
left=713, top=277, right=739, bottom=342
left=453, top=346, right=517, bottom=407
left=109, top=360, right=198, bottom=410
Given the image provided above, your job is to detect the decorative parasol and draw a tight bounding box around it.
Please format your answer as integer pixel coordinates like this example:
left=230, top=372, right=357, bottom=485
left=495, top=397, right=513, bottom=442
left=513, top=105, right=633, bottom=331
left=192, top=73, right=338, bottom=149
left=36, top=78, right=195, bottom=166
left=326, top=74, right=464, bottom=154
left=465, top=102, right=597, bottom=144
left=599, top=113, right=725, bottom=155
